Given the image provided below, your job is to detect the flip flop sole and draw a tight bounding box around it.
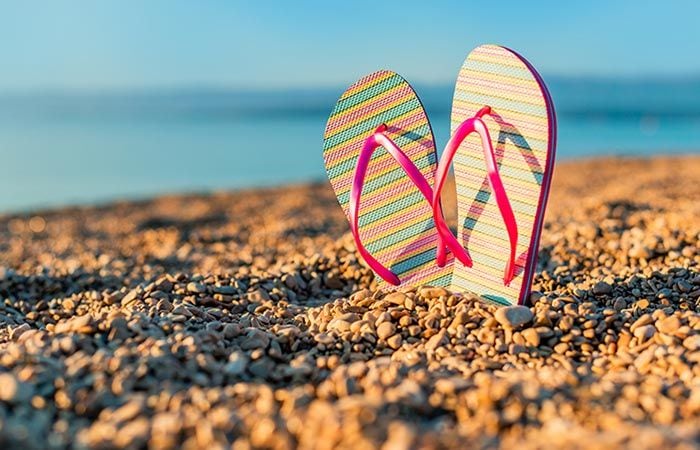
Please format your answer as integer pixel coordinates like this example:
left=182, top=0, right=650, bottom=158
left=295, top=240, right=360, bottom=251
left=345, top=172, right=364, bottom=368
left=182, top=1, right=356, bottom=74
left=323, top=70, right=452, bottom=290
left=450, top=45, right=556, bottom=305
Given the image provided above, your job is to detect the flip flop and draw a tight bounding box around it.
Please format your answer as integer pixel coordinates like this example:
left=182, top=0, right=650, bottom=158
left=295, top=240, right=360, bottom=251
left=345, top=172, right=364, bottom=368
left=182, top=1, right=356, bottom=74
left=433, top=45, right=556, bottom=305
left=322, top=70, right=465, bottom=290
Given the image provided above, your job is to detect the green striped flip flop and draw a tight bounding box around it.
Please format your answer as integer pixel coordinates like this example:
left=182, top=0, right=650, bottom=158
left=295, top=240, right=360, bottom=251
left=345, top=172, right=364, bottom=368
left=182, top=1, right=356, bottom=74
left=322, top=70, right=453, bottom=290
left=447, top=45, right=557, bottom=305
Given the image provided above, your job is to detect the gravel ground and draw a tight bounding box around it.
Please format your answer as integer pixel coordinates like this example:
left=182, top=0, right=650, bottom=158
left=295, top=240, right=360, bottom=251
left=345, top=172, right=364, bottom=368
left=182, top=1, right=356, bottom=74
left=0, top=156, right=699, bottom=449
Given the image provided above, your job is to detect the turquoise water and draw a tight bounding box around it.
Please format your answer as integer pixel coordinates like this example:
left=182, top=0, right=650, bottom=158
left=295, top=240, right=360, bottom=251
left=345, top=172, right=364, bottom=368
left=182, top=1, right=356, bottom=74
left=0, top=79, right=698, bottom=213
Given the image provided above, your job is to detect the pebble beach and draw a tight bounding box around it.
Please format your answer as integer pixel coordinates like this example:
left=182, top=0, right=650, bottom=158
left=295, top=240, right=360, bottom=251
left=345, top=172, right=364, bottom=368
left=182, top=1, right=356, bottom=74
left=0, top=156, right=699, bottom=449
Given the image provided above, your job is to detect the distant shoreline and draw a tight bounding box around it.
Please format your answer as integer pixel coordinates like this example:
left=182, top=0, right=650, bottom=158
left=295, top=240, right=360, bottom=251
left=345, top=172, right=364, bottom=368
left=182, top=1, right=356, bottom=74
left=1, top=154, right=698, bottom=218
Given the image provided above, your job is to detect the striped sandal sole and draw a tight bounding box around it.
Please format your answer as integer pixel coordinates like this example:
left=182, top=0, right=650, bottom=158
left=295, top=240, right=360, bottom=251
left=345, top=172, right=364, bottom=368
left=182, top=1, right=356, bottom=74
left=323, top=70, right=452, bottom=290
left=450, top=45, right=557, bottom=305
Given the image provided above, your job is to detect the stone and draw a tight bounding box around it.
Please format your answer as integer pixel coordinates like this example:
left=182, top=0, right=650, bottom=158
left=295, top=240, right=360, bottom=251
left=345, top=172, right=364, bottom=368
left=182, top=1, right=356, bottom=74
left=633, top=325, right=655, bottom=343
left=376, top=322, right=396, bottom=341
left=108, top=316, right=130, bottom=341
left=224, top=352, right=248, bottom=375
left=109, top=399, right=144, bottom=423
left=0, top=373, right=33, bottom=403
left=121, top=289, right=139, bottom=305
left=387, top=334, right=403, bottom=350
left=418, top=287, right=449, bottom=299
left=187, top=282, right=207, bottom=294
left=656, top=316, right=681, bottom=335
left=494, top=306, right=534, bottom=329
left=213, top=285, right=237, bottom=295
left=521, top=328, right=541, bottom=347
left=384, top=292, right=408, bottom=306
left=426, top=329, right=447, bottom=351
left=223, top=323, right=242, bottom=339
left=54, top=314, right=95, bottom=334
left=631, top=314, right=653, bottom=332
left=592, top=281, right=613, bottom=295
left=314, top=333, right=334, bottom=346
left=240, top=329, right=270, bottom=350
left=683, top=335, right=699, bottom=351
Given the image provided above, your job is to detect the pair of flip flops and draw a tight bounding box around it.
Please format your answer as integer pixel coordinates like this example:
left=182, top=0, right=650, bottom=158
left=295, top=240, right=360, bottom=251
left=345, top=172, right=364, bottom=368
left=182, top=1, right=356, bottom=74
left=322, top=44, right=556, bottom=306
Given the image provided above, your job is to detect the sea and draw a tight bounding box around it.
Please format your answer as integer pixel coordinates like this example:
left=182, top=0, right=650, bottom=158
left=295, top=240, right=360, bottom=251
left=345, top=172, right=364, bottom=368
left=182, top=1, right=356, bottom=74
left=0, top=78, right=698, bottom=213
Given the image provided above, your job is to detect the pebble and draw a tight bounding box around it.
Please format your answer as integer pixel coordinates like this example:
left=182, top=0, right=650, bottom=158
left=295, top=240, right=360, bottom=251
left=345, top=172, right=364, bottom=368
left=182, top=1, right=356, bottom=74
left=223, top=323, right=241, bottom=339
left=628, top=245, right=652, bottom=259
left=633, top=324, right=655, bottom=343
left=240, top=329, right=270, bottom=350
left=108, top=316, right=130, bottom=340
left=494, top=305, right=534, bottom=329
left=224, top=352, right=248, bottom=375
left=521, top=328, right=541, bottom=347
left=387, top=334, right=403, bottom=350
left=58, top=335, right=76, bottom=353
left=376, top=322, right=397, bottom=341
left=0, top=373, right=33, bottom=403
left=314, top=333, right=334, bottom=346
left=109, top=399, right=143, bottom=423
left=631, top=314, right=653, bottom=332
left=212, top=285, right=237, bottom=295
left=9, top=323, right=30, bottom=341
left=677, top=279, right=692, bottom=293
left=426, top=329, right=447, bottom=351
left=187, top=282, right=207, bottom=294
left=121, top=289, right=139, bottom=305
left=417, top=287, right=448, bottom=299
left=683, top=335, right=699, bottom=351
left=613, top=297, right=627, bottom=310
left=384, top=292, right=408, bottom=306
left=592, top=281, right=613, bottom=295
left=656, top=316, right=681, bottom=335
left=54, top=314, right=94, bottom=334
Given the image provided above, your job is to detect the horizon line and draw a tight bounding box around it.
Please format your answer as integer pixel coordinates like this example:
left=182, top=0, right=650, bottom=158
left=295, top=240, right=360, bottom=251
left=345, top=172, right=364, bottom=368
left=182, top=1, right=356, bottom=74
left=1, top=73, right=700, bottom=96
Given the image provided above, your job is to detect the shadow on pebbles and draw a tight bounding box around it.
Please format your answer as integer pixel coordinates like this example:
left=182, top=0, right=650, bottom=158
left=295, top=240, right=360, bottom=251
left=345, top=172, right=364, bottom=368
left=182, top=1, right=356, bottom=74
left=0, top=157, right=699, bottom=449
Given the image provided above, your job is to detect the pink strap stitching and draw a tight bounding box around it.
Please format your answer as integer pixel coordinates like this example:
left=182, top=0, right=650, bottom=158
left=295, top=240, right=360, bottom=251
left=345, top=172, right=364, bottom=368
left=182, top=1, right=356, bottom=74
left=433, top=107, right=518, bottom=286
left=349, top=124, right=455, bottom=286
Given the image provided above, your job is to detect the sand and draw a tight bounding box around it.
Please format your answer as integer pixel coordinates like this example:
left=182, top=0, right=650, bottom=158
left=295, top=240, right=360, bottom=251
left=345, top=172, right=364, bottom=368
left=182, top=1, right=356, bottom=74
left=0, top=156, right=698, bottom=449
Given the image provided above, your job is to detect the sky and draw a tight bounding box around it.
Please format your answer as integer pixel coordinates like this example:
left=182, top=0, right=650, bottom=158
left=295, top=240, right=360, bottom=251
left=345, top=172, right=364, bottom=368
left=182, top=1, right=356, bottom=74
left=1, top=1, right=699, bottom=91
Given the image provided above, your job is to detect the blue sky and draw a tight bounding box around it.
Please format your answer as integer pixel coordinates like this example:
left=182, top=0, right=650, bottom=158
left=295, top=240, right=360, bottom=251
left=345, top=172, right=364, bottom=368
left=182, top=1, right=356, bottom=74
left=1, top=1, right=699, bottom=90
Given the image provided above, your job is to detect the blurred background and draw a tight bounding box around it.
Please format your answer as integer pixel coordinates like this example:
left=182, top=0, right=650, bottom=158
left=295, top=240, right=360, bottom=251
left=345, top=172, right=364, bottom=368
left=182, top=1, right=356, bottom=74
left=1, top=1, right=698, bottom=213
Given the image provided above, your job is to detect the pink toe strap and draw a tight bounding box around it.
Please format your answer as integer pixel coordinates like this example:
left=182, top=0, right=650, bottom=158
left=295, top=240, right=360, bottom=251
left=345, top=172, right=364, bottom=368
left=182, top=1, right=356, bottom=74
left=433, top=107, right=518, bottom=286
left=349, top=125, right=456, bottom=286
